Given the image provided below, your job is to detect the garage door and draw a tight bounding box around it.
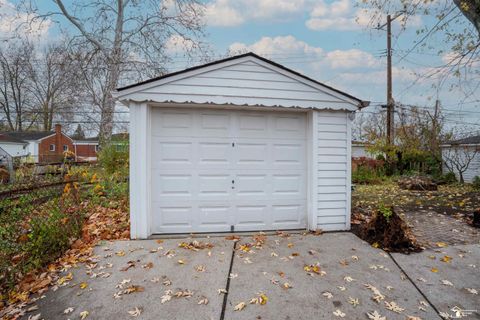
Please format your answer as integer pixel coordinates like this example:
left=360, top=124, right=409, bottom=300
left=151, top=108, right=307, bottom=233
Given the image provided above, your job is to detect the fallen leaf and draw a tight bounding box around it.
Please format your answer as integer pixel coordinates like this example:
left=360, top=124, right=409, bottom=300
left=367, top=310, right=386, bottom=320
left=116, top=251, right=126, bottom=257
left=234, top=302, right=246, bottom=311
left=198, top=297, right=209, bottom=305
left=436, top=242, right=448, bottom=248
left=431, top=267, right=439, bottom=273
left=322, top=291, right=333, bottom=299
left=348, top=297, right=360, bottom=307
left=80, top=311, right=89, bottom=319
left=465, top=288, right=478, bottom=295
left=63, top=307, right=74, bottom=314
left=440, top=256, right=452, bottom=263
left=385, top=301, right=405, bottom=313
left=142, top=262, right=154, bottom=269
left=217, top=288, right=228, bottom=294
left=333, top=309, right=346, bottom=317
left=441, top=280, right=453, bottom=286
left=79, top=282, right=88, bottom=289
left=177, top=259, right=185, bottom=265
left=128, top=307, right=142, bottom=317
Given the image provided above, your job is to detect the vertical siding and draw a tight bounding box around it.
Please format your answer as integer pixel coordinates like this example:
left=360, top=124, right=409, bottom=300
left=316, top=111, right=350, bottom=231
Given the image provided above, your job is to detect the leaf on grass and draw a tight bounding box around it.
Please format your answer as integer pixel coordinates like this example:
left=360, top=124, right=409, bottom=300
left=333, top=309, right=346, bottom=317
left=128, top=307, right=142, bottom=317
left=367, top=310, right=386, bottom=320
left=234, top=302, right=246, bottom=311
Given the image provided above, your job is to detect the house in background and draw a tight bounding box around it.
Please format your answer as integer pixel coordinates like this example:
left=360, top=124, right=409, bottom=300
left=1, top=124, right=74, bottom=163
left=0, top=134, right=28, bottom=157
left=73, top=137, right=99, bottom=162
left=352, top=141, right=374, bottom=159
left=441, top=135, right=480, bottom=183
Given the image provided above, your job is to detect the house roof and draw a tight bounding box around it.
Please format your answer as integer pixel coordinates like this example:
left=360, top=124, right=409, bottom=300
left=1, top=131, right=54, bottom=142
left=444, top=135, right=480, bottom=146
left=115, top=52, right=369, bottom=110
left=73, top=133, right=129, bottom=144
left=0, top=134, right=28, bottom=144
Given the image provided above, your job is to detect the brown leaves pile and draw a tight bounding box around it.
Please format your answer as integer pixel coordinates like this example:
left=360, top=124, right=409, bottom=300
left=178, top=241, right=214, bottom=251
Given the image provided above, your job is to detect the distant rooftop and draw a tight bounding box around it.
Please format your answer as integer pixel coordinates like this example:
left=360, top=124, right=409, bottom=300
left=1, top=131, right=53, bottom=141
left=445, top=135, right=480, bottom=145
left=0, top=134, right=28, bottom=144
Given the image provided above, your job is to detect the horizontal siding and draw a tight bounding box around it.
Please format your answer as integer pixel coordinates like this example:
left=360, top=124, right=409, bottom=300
left=131, top=61, right=356, bottom=111
left=316, top=111, right=349, bottom=230
left=442, top=147, right=480, bottom=183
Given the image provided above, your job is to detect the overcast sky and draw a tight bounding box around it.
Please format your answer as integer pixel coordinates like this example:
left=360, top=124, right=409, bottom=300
left=2, top=0, right=479, bottom=135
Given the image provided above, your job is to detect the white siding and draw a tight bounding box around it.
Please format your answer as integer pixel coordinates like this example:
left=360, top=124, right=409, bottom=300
left=352, top=145, right=370, bottom=158
left=442, top=146, right=480, bottom=183
left=116, top=56, right=360, bottom=111
left=0, top=143, right=27, bottom=157
left=315, top=111, right=351, bottom=231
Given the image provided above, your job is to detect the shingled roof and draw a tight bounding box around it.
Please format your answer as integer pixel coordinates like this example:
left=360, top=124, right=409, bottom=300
left=445, top=135, right=480, bottom=145
left=0, top=134, right=28, bottom=144
left=1, top=131, right=54, bottom=141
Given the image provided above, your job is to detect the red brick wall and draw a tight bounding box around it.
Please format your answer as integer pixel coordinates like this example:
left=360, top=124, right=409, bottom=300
left=75, top=144, right=97, bottom=160
left=38, top=125, right=74, bottom=163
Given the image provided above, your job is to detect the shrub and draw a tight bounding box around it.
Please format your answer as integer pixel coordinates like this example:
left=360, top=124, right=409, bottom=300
left=473, top=176, right=480, bottom=190
left=438, top=172, right=457, bottom=185
left=97, top=141, right=129, bottom=177
left=352, top=165, right=385, bottom=184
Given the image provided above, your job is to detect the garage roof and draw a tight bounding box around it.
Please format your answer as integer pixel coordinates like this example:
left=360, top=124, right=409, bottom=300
left=115, top=53, right=368, bottom=111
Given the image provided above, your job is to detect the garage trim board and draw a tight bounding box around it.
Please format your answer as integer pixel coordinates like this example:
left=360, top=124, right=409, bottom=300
left=115, top=52, right=368, bottom=239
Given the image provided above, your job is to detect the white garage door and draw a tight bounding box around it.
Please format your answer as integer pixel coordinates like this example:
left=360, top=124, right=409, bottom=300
left=151, top=108, right=307, bottom=233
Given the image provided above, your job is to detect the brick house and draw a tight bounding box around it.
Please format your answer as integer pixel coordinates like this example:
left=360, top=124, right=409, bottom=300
left=2, top=124, right=74, bottom=163
left=73, top=137, right=99, bottom=162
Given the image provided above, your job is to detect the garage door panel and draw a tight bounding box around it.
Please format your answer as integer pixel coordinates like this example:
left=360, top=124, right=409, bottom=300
left=153, top=206, right=194, bottom=231
left=197, top=206, right=231, bottom=227
left=152, top=140, right=193, bottom=169
left=235, top=174, right=268, bottom=198
left=152, top=111, right=194, bottom=137
left=234, top=205, right=268, bottom=228
left=199, top=112, right=232, bottom=137
left=271, top=203, right=306, bottom=226
left=237, top=114, right=269, bottom=138
left=198, top=142, right=232, bottom=167
left=273, top=114, right=306, bottom=139
left=272, top=142, right=306, bottom=169
left=234, top=142, right=269, bottom=169
left=272, top=174, right=305, bottom=197
left=198, top=174, right=232, bottom=200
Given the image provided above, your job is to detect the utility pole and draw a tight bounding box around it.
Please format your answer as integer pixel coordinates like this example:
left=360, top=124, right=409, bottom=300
left=386, top=14, right=394, bottom=146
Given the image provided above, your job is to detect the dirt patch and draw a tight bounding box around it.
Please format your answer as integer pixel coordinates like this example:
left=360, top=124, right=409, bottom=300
left=352, top=207, right=422, bottom=253
left=398, top=176, right=437, bottom=191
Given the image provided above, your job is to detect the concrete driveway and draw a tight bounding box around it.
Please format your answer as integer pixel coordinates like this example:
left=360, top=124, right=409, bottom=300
left=23, top=233, right=479, bottom=320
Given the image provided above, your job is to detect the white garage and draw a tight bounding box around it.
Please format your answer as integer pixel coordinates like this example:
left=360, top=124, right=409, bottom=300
left=115, top=53, right=368, bottom=239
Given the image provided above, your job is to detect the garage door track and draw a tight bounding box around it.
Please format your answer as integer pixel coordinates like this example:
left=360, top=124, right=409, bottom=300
left=22, top=233, right=479, bottom=319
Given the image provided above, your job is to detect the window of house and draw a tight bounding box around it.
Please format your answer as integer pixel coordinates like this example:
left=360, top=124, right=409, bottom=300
left=49, top=144, right=55, bottom=151
left=95, top=145, right=99, bottom=152
left=63, top=145, right=68, bottom=151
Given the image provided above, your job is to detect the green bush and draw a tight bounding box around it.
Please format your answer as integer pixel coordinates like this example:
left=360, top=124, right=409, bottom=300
left=434, top=171, right=457, bottom=184
left=25, top=203, right=82, bottom=269
left=473, top=176, right=480, bottom=190
left=97, top=141, right=129, bottom=177
left=352, top=166, right=385, bottom=184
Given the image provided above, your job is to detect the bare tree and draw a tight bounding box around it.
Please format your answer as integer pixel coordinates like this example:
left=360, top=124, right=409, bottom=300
left=27, top=41, right=80, bottom=131
left=442, top=144, right=479, bottom=183
left=0, top=41, right=37, bottom=131
left=20, top=0, right=207, bottom=144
